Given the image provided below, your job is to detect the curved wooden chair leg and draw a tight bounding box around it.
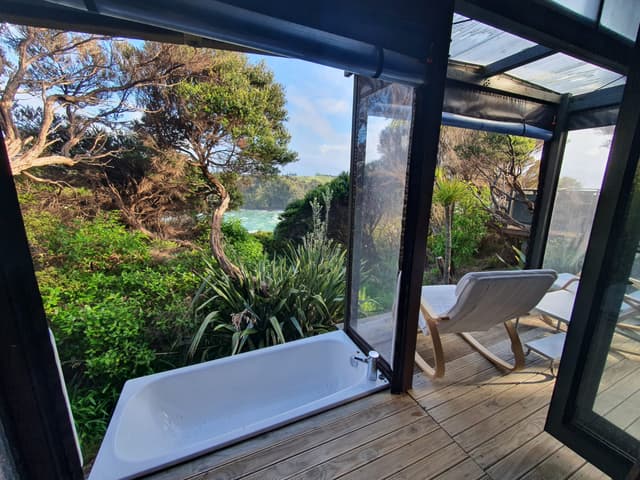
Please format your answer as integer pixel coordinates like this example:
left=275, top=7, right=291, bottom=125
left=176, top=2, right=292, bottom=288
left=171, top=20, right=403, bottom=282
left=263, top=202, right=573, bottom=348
left=458, top=319, right=525, bottom=372
left=414, top=310, right=445, bottom=378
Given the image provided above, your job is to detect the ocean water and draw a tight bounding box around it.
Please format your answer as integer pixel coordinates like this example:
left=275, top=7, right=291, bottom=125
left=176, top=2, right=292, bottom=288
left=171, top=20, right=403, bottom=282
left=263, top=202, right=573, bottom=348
left=224, top=209, right=284, bottom=233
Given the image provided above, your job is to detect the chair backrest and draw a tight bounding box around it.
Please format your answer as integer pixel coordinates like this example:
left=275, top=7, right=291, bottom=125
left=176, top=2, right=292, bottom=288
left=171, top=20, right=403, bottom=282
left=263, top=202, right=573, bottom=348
left=439, top=269, right=557, bottom=334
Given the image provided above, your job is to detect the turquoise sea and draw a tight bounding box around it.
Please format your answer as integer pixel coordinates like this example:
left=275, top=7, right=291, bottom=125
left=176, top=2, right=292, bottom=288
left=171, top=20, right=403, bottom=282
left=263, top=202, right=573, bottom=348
left=224, top=209, right=283, bottom=233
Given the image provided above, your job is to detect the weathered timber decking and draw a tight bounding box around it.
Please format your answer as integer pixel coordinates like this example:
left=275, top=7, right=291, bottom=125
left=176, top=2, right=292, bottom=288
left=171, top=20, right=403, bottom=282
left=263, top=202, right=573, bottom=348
left=141, top=316, right=638, bottom=480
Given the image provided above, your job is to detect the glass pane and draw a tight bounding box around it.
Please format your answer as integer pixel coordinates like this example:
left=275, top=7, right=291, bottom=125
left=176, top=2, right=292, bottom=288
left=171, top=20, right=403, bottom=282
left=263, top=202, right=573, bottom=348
left=450, top=18, right=536, bottom=66
left=591, top=245, right=640, bottom=442
left=600, top=0, right=640, bottom=41
left=548, top=0, right=600, bottom=19
left=543, top=126, right=613, bottom=274
left=508, top=53, right=624, bottom=95
left=349, top=78, right=413, bottom=366
left=572, top=147, right=640, bottom=459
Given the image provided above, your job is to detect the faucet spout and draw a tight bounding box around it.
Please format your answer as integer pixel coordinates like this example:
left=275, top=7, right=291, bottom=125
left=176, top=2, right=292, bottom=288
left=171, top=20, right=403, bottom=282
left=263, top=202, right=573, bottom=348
left=350, top=351, right=379, bottom=381
left=366, top=350, right=379, bottom=381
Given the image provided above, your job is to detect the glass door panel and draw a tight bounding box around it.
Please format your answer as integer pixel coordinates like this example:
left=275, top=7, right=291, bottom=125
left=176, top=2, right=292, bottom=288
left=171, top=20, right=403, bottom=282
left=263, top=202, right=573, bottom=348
left=546, top=36, right=640, bottom=478
left=346, top=76, right=414, bottom=369
left=543, top=126, right=613, bottom=274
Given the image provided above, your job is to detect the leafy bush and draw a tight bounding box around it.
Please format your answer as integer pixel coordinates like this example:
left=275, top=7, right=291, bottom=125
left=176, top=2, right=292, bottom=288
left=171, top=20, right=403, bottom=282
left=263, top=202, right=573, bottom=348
left=251, top=231, right=276, bottom=256
left=221, top=218, right=265, bottom=267
left=189, top=199, right=346, bottom=360
left=430, top=185, right=490, bottom=273
left=22, top=207, right=201, bottom=460
left=273, top=172, right=349, bottom=248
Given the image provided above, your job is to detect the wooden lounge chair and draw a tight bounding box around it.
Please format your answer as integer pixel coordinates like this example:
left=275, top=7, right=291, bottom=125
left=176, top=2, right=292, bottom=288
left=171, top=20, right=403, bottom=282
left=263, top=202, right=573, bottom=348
left=415, top=269, right=558, bottom=378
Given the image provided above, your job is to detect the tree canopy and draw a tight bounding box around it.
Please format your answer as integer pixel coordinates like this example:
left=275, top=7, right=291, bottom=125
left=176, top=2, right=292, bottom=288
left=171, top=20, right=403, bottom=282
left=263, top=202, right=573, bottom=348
left=138, top=49, right=297, bottom=279
left=452, top=129, right=541, bottom=230
left=0, top=25, right=184, bottom=179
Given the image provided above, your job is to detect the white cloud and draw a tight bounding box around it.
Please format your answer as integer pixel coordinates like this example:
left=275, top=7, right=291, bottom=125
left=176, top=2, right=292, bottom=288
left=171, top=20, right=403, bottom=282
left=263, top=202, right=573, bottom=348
left=561, top=128, right=613, bottom=189
left=316, top=98, right=350, bottom=115
left=287, top=92, right=337, bottom=140
left=319, top=144, right=349, bottom=154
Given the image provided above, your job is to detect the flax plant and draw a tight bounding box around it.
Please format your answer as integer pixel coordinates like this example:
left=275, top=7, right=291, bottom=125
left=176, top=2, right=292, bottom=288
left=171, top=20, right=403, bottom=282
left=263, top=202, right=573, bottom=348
left=188, top=192, right=346, bottom=361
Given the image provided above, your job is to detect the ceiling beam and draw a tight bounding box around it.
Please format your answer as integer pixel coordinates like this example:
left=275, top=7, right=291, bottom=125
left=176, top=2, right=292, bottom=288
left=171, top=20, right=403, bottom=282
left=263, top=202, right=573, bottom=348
left=483, top=45, right=555, bottom=77
left=569, top=84, right=625, bottom=113
left=456, top=0, right=631, bottom=75
left=0, top=0, right=270, bottom=54
left=448, top=61, right=562, bottom=104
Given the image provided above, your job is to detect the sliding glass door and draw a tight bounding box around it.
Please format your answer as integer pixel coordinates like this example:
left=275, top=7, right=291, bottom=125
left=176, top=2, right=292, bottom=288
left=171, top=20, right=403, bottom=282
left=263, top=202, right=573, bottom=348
left=546, top=35, right=640, bottom=479
left=345, top=76, right=414, bottom=371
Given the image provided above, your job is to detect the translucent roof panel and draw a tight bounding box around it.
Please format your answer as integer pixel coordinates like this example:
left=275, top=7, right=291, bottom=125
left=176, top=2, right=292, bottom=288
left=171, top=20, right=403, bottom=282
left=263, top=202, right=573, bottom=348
left=449, top=15, right=537, bottom=66
left=507, top=52, right=625, bottom=95
left=546, top=0, right=639, bottom=41
left=601, top=0, right=640, bottom=41
left=549, top=0, right=600, bottom=20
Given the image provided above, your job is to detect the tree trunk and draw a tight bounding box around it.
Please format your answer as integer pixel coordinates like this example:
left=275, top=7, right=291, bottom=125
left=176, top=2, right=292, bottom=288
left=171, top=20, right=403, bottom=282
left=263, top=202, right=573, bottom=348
left=209, top=177, right=244, bottom=282
left=443, top=203, right=453, bottom=284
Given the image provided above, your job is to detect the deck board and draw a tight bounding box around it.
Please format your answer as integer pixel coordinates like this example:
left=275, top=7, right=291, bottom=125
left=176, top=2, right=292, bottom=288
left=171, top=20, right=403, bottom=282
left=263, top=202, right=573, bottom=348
left=520, top=446, right=587, bottom=480
left=141, top=319, right=623, bottom=480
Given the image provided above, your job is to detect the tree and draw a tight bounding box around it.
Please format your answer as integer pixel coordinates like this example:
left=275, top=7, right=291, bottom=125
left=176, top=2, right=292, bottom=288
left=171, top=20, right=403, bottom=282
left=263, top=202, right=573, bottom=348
left=273, top=173, right=350, bottom=248
left=453, top=131, right=541, bottom=230
left=432, top=168, right=469, bottom=283
left=0, top=25, right=182, bottom=180
left=139, top=49, right=296, bottom=280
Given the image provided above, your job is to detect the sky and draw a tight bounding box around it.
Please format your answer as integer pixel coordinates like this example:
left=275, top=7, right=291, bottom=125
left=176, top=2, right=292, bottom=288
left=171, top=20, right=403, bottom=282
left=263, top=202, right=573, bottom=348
left=251, top=54, right=614, bottom=185
left=560, top=126, right=614, bottom=189
left=7, top=37, right=615, bottom=184
left=248, top=55, right=353, bottom=176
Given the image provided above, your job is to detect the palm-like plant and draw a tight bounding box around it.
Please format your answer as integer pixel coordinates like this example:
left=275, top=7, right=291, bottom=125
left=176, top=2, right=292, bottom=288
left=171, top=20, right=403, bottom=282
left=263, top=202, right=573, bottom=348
left=433, top=168, right=469, bottom=284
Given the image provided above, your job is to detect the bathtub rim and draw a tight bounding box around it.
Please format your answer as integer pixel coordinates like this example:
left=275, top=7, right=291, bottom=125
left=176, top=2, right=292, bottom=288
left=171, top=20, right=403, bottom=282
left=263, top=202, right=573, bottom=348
left=89, top=329, right=389, bottom=480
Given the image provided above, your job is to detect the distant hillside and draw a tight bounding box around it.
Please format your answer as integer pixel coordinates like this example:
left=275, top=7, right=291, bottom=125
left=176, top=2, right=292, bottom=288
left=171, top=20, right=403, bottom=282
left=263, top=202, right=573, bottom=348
left=237, top=174, right=335, bottom=210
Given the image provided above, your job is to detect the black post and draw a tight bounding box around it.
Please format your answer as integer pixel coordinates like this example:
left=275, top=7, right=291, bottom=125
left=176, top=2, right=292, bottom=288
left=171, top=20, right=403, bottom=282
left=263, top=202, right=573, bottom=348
left=546, top=27, right=640, bottom=479
left=526, top=94, right=570, bottom=269
left=0, top=130, right=84, bottom=479
left=391, top=0, right=454, bottom=393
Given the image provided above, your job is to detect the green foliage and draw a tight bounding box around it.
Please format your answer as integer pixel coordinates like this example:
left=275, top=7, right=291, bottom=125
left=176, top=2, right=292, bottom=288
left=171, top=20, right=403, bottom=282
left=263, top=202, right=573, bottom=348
left=430, top=184, right=490, bottom=270
left=190, top=201, right=346, bottom=360
left=273, top=172, right=350, bottom=247
left=252, top=231, right=276, bottom=256
left=144, top=50, right=297, bottom=175
left=221, top=218, right=265, bottom=267
left=237, top=174, right=334, bottom=210
left=21, top=205, right=201, bottom=460
left=433, top=168, right=468, bottom=207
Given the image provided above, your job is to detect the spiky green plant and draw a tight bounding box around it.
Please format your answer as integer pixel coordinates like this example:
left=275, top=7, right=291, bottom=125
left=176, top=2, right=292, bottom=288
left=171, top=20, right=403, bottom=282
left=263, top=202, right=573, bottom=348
left=188, top=191, right=346, bottom=361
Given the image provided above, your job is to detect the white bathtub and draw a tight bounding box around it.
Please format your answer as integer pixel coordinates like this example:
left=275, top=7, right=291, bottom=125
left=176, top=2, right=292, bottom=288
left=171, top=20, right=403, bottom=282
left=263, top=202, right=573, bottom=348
left=89, top=329, right=388, bottom=480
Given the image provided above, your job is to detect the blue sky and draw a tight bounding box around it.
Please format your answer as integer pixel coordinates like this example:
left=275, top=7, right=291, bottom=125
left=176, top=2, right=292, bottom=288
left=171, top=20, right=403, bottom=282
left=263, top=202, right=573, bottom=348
left=247, top=54, right=613, bottom=188
left=248, top=55, right=353, bottom=176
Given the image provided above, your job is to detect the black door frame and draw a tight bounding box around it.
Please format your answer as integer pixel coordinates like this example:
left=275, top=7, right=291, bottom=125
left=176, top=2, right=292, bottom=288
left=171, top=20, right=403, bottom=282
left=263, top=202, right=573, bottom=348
left=343, top=1, right=454, bottom=392
left=545, top=30, right=640, bottom=480
left=0, top=130, right=84, bottom=479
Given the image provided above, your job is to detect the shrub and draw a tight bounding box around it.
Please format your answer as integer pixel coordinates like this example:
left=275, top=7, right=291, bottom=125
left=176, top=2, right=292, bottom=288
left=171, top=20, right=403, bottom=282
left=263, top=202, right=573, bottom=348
left=430, top=185, right=490, bottom=275
left=221, top=218, right=265, bottom=267
left=273, top=172, right=349, bottom=248
left=251, top=231, right=276, bottom=256
left=189, top=197, right=346, bottom=360
left=22, top=207, right=202, bottom=461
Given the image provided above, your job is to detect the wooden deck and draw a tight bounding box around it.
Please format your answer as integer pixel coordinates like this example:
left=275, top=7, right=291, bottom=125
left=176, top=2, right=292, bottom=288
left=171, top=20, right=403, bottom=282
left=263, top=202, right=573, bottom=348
left=141, top=317, right=639, bottom=480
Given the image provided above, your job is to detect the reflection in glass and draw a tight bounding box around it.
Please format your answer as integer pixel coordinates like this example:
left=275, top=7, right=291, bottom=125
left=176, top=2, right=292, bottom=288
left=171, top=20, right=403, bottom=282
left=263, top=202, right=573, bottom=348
left=572, top=148, right=640, bottom=458
left=549, top=0, right=600, bottom=20
left=349, top=79, right=413, bottom=366
left=601, top=0, right=640, bottom=41
left=591, top=247, right=640, bottom=442
left=543, top=127, right=613, bottom=274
